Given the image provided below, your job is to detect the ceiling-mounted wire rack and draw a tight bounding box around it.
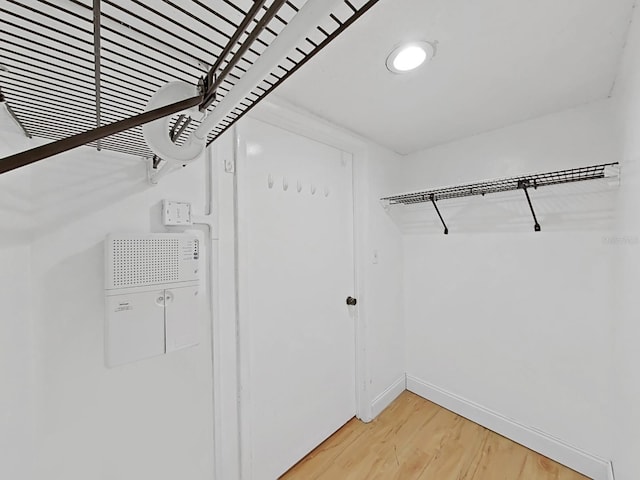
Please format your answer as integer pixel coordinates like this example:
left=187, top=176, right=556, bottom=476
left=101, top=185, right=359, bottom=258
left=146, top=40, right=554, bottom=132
left=0, top=0, right=378, bottom=174
left=380, top=163, right=620, bottom=234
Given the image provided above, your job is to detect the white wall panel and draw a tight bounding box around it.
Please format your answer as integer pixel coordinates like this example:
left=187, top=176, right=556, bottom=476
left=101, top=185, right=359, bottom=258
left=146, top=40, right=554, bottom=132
left=612, top=3, right=640, bottom=479
left=398, top=100, right=619, bottom=468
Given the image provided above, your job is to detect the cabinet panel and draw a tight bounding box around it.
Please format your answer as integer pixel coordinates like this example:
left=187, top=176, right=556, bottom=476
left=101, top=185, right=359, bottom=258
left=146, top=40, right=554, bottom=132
left=105, top=290, right=166, bottom=367
left=165, top=285, right=200, bottom=353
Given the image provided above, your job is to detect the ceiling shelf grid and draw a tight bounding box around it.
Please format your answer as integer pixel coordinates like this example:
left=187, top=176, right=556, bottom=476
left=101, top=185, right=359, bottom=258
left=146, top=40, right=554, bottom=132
left=0, top=0, right=378, bottom=162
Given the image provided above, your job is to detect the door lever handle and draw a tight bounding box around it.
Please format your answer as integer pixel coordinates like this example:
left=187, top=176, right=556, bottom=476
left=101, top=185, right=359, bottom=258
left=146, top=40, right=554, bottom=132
left=346, top=296, right=357, bottom=306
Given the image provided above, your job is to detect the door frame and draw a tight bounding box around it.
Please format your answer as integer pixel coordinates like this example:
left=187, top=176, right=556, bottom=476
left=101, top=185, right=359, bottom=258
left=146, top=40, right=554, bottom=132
left=232, top=98, right=373, bottom=479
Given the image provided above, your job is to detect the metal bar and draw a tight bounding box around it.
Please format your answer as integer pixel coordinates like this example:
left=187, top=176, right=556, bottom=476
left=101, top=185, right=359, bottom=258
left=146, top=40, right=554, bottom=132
left=17, top=117, right=151, bottom=148
left=2, top=82, right=140, bottom=118
left=11, top=108, right=151, bottom=145
left=519, top=181, right=541, bottom=232
left=56, top=0, right=208, bottom=69
left=102, top=0, right=226, bottom=57
left=1, top=56, right=154, bottom=108
left=5, top=1, right=204, bottom=81
left=169, top=114, right=186, bottom=140
left=93, top=0, right=102, bottom=150
left=430, top=194, right=448, bottom=235
left=0, top=38, right=160, bottom=97
left=193, top=0, right=274, bottom=47
left=151, top=114, right=194, bottom=170
left=161, top=0, right=236, bottom=43
left=201, top=0, right=288, bottom=110
left=208, top=0, right=268, bottom=84
left=3, top=0, right=378, bottom=159
left=23, top=125, right=151, bottom=156
left=172, top=117, right=192, bottom=142
left=207, top=0, right=380, bottom=144
left=8, top=102, right=135, bottom=130
left=345, top=0, right=358, bottom=13
left=0, top=94, right=202, bottom=175
left=4, top=77, right=144, bottom=118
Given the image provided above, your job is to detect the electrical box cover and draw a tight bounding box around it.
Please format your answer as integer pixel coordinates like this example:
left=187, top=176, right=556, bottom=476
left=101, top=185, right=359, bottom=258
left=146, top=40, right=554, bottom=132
left=104, top=233, right=201, bottom=367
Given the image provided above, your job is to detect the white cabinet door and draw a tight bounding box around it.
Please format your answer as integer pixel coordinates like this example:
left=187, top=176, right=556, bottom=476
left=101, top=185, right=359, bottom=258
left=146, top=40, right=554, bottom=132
left=165, top=285, right=200, bottom=353
left=105, top=290, right=166, bottom=367
left=238, top=119, right=356, bottom=480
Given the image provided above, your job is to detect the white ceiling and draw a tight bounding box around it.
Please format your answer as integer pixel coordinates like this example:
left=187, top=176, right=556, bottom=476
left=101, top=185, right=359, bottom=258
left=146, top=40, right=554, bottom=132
left=276, top=0, right=636, bottom=155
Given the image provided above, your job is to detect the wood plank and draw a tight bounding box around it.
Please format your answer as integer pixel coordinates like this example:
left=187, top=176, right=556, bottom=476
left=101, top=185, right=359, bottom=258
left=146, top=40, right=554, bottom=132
left=280, top=391, right=591, bottom=480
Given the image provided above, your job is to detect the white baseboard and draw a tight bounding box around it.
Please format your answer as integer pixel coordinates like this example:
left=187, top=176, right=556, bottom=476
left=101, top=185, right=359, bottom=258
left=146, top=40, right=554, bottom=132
left=406, top=375, right=611, bottom=480
left=371, top=375, right=406, bottom=419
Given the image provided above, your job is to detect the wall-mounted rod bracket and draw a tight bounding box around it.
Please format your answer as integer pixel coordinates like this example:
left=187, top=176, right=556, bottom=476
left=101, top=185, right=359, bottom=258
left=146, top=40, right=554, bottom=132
left=429, top=194, right=449, bottom=235
left=518, top=179, right=541, bottom=232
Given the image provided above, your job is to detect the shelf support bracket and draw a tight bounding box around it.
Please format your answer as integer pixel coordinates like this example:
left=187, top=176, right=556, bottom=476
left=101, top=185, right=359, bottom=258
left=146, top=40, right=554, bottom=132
left=0, top=88, right=31, bottom=139
left=429, top=194, right=449, bottom=235
left=518, top=180, right=541, bottom=232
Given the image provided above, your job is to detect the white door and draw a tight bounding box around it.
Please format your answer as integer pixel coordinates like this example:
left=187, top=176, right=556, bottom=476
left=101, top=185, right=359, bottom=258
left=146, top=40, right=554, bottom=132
left=237, top=118, right=357, bottom=480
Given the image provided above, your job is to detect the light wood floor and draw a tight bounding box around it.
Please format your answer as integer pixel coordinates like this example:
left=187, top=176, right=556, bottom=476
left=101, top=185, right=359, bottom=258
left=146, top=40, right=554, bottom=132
left=281, top=391, right=590, bottom=480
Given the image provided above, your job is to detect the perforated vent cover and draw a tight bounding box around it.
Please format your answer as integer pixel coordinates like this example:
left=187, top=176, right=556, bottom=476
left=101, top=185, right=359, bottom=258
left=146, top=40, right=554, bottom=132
left=106, top=234, right=199, bottom=290
left=112, top=238, right=179, bottom=288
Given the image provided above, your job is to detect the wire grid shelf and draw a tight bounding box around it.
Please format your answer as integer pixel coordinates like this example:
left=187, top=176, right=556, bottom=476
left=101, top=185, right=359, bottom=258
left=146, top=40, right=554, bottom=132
left=0, top=0, right=377, bottom=158
left=381, top=163, right=620, bottom=206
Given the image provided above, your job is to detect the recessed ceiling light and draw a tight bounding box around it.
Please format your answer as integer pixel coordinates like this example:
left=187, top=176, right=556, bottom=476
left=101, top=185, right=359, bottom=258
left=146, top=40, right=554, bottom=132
left=386, top=41, right=434, bottom=74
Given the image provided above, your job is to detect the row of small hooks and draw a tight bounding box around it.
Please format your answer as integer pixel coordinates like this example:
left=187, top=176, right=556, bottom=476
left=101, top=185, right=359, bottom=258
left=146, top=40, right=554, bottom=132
left=267, top=174, right=330, bottom=197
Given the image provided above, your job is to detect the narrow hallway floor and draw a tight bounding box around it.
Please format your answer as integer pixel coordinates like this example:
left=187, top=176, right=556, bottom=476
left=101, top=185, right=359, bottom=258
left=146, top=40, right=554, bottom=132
left=281, top=391, right=589, bottom=480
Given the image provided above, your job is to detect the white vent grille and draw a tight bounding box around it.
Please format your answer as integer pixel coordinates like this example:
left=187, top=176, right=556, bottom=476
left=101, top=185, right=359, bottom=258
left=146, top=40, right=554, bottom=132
left=111, top=238, right=180, bottom=288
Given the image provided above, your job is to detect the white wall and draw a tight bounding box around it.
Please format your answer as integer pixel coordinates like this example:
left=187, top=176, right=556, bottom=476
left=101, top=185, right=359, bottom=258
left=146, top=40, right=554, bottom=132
left=0, top=121, right=36, bottom=480
left=360, top=142, right=406, bottom=414
left=0, top=126, right=216, bottom=479
left=0, top=99, right=405, bottom=479
left=397, top=100, right=619, bottom=471
left=612, top=3, right=640, bottom=479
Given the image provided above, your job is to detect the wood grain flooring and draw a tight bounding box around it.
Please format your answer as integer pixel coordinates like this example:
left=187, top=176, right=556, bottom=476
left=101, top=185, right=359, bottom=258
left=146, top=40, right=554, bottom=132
left=280, top=391, right=590, bottom=480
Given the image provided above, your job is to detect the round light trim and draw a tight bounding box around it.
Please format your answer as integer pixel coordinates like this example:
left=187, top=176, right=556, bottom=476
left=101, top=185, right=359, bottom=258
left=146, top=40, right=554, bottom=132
left=386, top=42, right=434, bottom=74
